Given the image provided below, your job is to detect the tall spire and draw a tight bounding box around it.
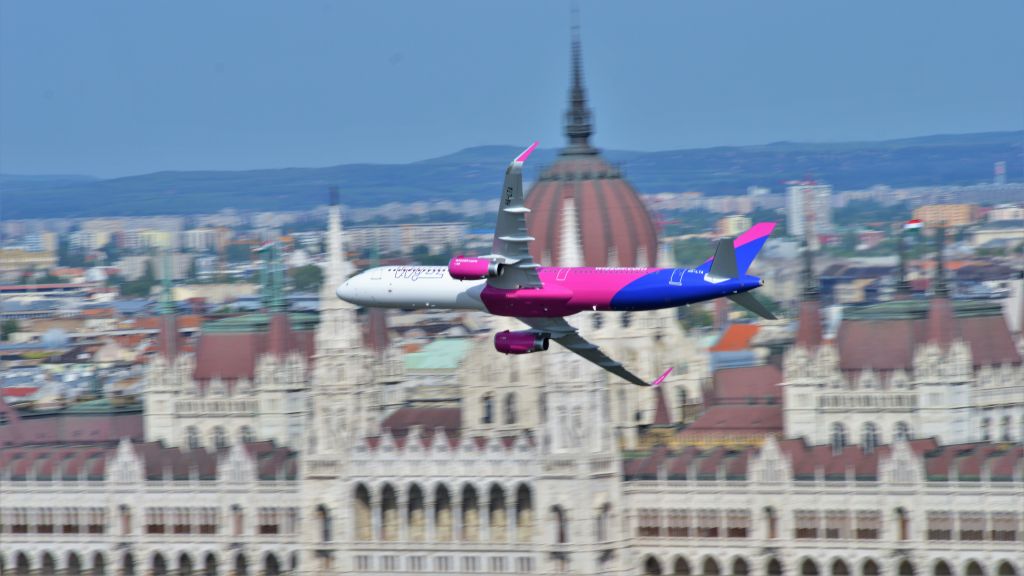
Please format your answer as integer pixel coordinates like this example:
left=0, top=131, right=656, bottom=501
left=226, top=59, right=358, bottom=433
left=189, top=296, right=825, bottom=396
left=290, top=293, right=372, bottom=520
left=800, top=240, right=819, bottom=300
left=159, top=251, right=175, bottom=315
left=894, top=229, right=911, bottom=298
left=563, top=5, right=596, bottom=156
left=932, top=225, right=949, bottom=297
left=795, top=240, right=823, bottom=348
left=324, top=187, right=350, bottom=292
left=156, top=250, right=179, bottom=359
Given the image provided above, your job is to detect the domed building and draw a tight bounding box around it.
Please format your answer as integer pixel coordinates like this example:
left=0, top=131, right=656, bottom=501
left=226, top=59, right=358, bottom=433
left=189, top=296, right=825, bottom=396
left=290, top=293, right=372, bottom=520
left=524, top=34, right=660, bottom=268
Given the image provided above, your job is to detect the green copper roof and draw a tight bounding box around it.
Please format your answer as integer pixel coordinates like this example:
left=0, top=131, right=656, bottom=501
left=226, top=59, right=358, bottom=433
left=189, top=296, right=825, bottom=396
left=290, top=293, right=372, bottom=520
left=202, top=312, right=319, bottom=334
left=404, top=338, right=473, bottom=371
left=842, top=298, right=1004, bottom=321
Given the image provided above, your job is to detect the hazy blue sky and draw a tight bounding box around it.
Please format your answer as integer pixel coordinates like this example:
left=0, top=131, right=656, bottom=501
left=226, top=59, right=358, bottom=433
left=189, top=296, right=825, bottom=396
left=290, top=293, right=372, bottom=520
left=2, top=0, right=1022, bottom=177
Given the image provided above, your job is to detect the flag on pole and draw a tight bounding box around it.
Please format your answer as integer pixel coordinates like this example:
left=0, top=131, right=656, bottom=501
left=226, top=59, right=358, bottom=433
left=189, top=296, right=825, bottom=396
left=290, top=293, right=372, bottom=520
left=903, top=219, right=923, bottom=231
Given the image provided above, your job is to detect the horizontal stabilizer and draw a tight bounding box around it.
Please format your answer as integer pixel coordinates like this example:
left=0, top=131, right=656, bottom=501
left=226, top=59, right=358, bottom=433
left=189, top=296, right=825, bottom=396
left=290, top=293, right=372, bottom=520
left=728, top=292, right=777, bottom=320
left=709, top=238, right=738, bottom=279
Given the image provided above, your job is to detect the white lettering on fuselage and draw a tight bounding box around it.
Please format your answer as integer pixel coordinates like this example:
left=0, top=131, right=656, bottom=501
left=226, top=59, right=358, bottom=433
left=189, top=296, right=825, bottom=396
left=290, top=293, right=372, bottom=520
left=391, top=267, right=446, bottom=282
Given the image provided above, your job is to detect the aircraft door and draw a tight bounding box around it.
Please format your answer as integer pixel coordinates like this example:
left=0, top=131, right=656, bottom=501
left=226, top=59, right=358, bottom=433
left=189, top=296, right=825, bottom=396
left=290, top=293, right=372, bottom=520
left=669, top=269, right=684, bottom=286
left=370, top=267, right=383, bottom=280
left=556, top=268, right=570, bottom=282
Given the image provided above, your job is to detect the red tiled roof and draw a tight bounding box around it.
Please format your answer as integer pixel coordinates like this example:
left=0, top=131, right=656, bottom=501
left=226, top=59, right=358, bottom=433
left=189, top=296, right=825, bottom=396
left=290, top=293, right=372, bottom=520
left=711, top=365, right=782, bottom=403
left=681, top=405, right=783, bottom=434
left=710, top=324, right=760, bottom=352
left=382, top=407, right=461, bottom=433
left=192, top=326, right=315, bottom=381
left=623, top=438, right=1022, bottom=482
left=0, top=440, right=297, bottom=482
left=837, top=311, right=1020, bottom=372
left=1, top=387, right=39, bottom=398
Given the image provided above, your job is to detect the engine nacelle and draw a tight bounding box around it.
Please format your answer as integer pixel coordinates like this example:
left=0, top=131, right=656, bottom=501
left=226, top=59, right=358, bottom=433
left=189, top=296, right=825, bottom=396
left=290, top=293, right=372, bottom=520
left=494, top=330, right=549, bottom=355
left=448, top=256, right=503, bottom=281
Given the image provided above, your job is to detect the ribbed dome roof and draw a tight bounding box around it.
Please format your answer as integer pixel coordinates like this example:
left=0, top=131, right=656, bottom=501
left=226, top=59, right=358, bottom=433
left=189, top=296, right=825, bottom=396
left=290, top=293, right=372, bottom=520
left=525, top=156, right=659, bottom=267
left=523, top=24, right=659, bottom=268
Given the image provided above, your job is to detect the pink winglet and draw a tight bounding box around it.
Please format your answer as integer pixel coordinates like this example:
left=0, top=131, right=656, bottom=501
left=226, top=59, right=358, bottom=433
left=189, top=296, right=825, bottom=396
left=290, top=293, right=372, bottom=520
left=733, top=222, right=776, bottom=247
left=651, top=367, right=673, bottom=388
left=514, top=141, right=539, bottom=164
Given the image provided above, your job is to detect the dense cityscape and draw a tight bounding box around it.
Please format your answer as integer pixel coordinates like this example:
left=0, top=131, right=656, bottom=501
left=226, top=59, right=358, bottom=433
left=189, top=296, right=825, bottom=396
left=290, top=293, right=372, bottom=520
left=2, top=7, right=1023, bottom=576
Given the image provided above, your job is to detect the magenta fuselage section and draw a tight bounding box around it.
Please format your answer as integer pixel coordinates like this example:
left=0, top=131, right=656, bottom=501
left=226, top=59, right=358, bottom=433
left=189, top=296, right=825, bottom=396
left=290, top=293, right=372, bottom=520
left=479, top=267, right=669, bottom=317
left=479, top=266, right=761, bottom=318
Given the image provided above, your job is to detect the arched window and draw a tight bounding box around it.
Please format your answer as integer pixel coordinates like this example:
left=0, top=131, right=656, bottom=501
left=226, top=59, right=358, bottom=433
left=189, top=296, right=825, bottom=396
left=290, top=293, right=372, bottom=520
left=733, top=558, right=750, bottom=576
left=233, top=555, right=246, bottom=576
left=863, top=560, right=880, bottom=576
left=434, top=485, right=453, bottom=542
left=996, top=561, right=1017, bottom=576
left=488, top=485, right=507, bottom=542
left=120, top=504, right=131, bottom=535
left=380, top=484, right=398, bottom=541
left=202, top=554, right=216, bottom=576
left=231, top=505, right=243, bottom=537
left=408, top=485, right=425, bottom=542
left=461, top=485, right=480, bottom=542
left=675, top=557, right=692, bottom=576
left=515, top=484, right=533, bottom=542
left=896, top=507, right=909, bottom=541
left=504, top=393, right=517, bottom=425
left=595, top=503, right=611, bottom=542
left=121, top=553, right=135, bottom=576
left=239, top=426, right=254, bottom=444
left=213, top=427, right=227, bottom=449
left=703, top=557, right=721, bottom=576
left=316, top=504, right=331, bottom=543
left=552, top=505, right=568, bottom=544
left=92, top=553, right=106, bottom=576
left=981, top=418, right=991, bottom=441
left=482, top=395, right=493, bottom=424
left=764, top=506, right=778, bottom=539
left=802, top=559, right=820, bottom=576
left=186, top=426, right=200, bottom=449
left=1000, top=415, right=1011, bottom=441
left=830, top=422, right=847, bottom=454
left=41, top=553, right=55, bottom=576
left=178, top=553, right=193, bottom=576
left=644, top=556, right=663, bottom=576
left=67, top=553, right=82, bottom=576
left=899, top=560, right=915, bottom=576
left=862, top=422, right=879, bottom=453
left=933, top=561, right=952, bottom=576
left=153, top=554, right=168, bottom=576
left=833, top=560, right=850, bottom=576
left=965, top=562, right=983, bottom=576
left=263, top=554, right=280, bottom=576
left=767, top=559, right=783, bottom=576
left=15, top=553, right=30, bottom=576
left=895, top=421, right=911, bottom=441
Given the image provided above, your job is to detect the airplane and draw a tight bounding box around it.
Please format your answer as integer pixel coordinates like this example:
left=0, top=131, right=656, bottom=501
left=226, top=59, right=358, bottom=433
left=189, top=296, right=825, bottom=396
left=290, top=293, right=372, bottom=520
left=337, top=142, right=777, bottom=387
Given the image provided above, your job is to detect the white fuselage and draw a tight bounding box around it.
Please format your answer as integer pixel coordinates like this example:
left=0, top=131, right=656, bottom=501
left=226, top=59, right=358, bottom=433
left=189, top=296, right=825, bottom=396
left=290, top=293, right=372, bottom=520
left=337, top=266, right=487, bottom=310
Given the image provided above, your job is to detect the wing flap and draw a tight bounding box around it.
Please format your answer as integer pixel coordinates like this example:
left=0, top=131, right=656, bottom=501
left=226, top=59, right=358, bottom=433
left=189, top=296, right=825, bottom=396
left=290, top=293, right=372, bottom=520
left=516, top=316, right=655, bottom=387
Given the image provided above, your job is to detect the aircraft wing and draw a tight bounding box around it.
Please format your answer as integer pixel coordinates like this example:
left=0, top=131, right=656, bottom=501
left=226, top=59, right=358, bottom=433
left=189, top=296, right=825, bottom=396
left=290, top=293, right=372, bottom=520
left=516, top=316, right=670, bottom=387
left=485, top=142, right=543, bottom=290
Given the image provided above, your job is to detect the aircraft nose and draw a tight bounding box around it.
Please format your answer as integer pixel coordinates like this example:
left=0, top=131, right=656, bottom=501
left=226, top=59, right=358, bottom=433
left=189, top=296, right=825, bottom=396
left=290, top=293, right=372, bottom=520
left=336, top=279, right=358, bottom=303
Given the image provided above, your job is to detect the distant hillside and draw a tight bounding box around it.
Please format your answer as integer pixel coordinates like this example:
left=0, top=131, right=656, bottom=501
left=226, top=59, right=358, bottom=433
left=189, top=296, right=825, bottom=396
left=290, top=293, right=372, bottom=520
left=2, top=131, right=1020, bottom=218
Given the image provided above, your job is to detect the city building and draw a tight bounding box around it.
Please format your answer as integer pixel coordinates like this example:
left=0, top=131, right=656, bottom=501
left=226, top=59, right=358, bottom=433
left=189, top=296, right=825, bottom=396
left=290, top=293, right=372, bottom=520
left=911, top=204, right=980, bottom=229
left=717, top=215, right=753, bottom=238
left=785, top=182, right=833, bottom=244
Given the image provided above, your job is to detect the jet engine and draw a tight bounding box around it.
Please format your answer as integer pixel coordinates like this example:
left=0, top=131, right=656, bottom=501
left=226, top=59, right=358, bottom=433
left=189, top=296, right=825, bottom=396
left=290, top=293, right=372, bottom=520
left=448, top=256, right=503, bottom=281
left=494, top=330, right=549, bottom=354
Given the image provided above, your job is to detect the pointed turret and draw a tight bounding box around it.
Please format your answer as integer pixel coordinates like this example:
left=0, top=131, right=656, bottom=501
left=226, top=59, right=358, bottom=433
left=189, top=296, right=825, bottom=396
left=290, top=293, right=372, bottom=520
left=323, top=187, right=351, bottom=291
left=927, top=226, right=954, bottom=347
left=258, top=241, right=292, bottom=357
left=156, top=251, right=179, bottom=359
left=894, top=229, right=912, bottom=299
left=652, top=385, right=671, bottom=426
left=562, top=9, right=596, bottom=156
left=795, top=241, right=822, bottom=348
